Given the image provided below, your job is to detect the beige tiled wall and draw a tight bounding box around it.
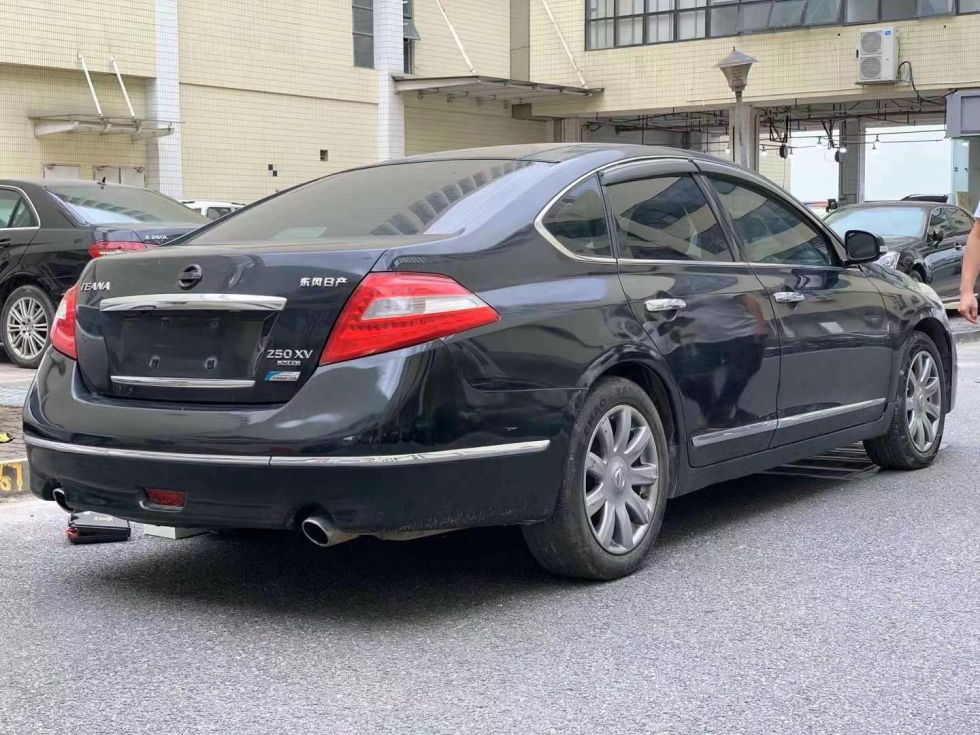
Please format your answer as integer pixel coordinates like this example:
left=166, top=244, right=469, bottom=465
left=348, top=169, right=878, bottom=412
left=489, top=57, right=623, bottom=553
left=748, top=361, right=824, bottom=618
left=404, top=96, right=550, bottom=154
left=529, top=3, right=979, bottom=116
left=0, top=65, right=149, bottom=180
left=180, top=84, right=377, bottom=201
left=0, top=0, right=156, bottom=76
left=412, top=0, right=512, bottom=78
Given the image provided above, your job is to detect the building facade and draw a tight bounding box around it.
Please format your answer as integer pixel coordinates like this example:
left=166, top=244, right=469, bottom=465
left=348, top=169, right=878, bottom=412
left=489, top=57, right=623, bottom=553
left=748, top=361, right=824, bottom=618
left=2, top=1, right=978, bottom=206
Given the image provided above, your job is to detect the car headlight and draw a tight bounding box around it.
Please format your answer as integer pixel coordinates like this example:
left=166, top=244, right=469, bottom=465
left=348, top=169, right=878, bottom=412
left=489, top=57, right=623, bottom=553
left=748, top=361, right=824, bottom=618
left=876, top=251, right=901, bottom=269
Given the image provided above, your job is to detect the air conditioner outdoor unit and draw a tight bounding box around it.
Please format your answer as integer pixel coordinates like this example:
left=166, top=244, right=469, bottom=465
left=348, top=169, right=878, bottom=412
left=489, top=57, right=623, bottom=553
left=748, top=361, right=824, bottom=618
left=856, top=28, right=899, bottom=84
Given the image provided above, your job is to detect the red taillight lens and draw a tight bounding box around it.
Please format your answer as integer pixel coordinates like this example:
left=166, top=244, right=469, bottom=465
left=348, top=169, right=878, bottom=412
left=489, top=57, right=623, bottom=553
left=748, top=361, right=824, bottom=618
left=320, top=273, right=499, bottom=365
left=144, top=488, right=187, bottom=508
left=50, top=284, right=79, bottom=359
left=88, top=241, right=147, bottom=258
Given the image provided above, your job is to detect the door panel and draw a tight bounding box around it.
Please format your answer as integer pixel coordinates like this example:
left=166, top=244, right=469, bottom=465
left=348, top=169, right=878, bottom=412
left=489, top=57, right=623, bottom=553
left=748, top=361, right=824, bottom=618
left=703, top=173, right=891, bottom=445
left=0, top=187, right=39, bottom=284
left=922, top=208, right=960, bottom=298
left=602, top=170, right=780, bottom=466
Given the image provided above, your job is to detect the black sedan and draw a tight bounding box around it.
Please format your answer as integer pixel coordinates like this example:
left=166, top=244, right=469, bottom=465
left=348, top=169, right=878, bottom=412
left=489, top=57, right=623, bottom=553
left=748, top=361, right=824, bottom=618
left=825, top=200, right=976, bottom=302
left=0, top=179, right=207, bottom=367
left=24, top=144, right=955, bottom=579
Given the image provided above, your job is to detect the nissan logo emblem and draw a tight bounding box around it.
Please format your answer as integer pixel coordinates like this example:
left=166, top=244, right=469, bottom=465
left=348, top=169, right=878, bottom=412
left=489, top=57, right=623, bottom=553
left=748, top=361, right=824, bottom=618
left=178, top=264, right=203, bottom=289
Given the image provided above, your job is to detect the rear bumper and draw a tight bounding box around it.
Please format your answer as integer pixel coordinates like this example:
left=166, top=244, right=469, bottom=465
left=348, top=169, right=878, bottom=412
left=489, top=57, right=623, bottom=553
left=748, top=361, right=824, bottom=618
left=24, top=346, right=574, bottom=531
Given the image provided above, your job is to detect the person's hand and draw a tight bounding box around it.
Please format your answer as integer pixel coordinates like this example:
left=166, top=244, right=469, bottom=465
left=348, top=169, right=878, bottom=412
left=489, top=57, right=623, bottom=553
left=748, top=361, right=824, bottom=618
left=958, top=292, right=978, bottom=323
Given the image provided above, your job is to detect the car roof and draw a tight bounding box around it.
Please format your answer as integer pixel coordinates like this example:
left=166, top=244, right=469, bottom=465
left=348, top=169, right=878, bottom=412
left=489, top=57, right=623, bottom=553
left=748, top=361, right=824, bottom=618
left=394, top=142, right=714, bottom=165
left=832, top=200, right=945, bottom=212
left=0, top=178, right=149, bottom=190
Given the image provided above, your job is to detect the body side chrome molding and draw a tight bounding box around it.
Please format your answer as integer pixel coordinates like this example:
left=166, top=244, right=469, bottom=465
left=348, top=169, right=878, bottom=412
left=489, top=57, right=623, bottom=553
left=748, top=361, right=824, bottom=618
left=99, top=293, right=287, bottom=312
left=111, top=376, right=256, bottom=389
left=24, top=436, right=551, bottom=467
left=691, top=398, right=887, bottom=448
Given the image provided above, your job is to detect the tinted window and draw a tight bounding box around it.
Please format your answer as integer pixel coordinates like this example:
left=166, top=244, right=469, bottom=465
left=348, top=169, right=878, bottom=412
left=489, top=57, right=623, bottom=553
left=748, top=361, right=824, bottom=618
left=948, top=208, right=975, bottom=234
left=45, top=184, right=207, bottom=225
left=928, top=208, right=950, bottom=233
left=206, top=207, right=233, bottom=220
left=709, top=177, right=833, bottom=266
left=605, top=175, right=732, bottom=261
left=9, top=197, right=38, bottom=227
left=541, top=176, right=612, bottom=258
left=0, top=190, right=21, bottom=227
left=193, top=160, right=551, bottom=243
left=825, top=206, right=926, bottom=238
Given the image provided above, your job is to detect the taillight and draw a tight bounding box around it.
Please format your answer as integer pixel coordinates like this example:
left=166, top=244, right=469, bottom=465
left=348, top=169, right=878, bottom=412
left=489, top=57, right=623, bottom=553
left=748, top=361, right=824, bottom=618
left=320, top=273, right=499, bottom=365
left=50, top=284, right=79, bottom=359
left=88, top=241, right=147, bottom=258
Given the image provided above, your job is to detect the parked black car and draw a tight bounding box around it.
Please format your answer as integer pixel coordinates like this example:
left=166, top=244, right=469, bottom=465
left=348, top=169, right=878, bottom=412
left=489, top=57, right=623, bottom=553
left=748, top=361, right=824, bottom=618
left=0, top=180, right=207, bottom=367
left=825, top=200, right=976, bottom=302
left=24, top=145, right=955, bottom=579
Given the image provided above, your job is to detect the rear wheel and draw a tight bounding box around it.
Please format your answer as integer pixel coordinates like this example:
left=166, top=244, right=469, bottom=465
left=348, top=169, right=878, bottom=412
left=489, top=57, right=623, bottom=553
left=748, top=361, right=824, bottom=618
left=523, top=377, right=669, bottom=580
left=2, top=285, right=53, bottom=368
left=908, top=269, right=924, bottom=283
left=864, top=331, right=946, bottom=470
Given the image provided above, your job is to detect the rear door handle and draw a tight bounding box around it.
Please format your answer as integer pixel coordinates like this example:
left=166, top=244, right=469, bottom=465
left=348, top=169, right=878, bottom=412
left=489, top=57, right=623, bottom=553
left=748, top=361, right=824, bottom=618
left=644, top=298, right=686, bottom=313
left=774, top=291, right=806, bottom=304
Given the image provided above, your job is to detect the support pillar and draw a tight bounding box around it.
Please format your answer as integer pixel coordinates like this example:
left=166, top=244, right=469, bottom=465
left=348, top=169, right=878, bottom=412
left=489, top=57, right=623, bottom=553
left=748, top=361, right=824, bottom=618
left=838, top=119, right=866, bottom=206
left=730, top=102, right=758, bottom=171
left=146, top=0, right=182, bottom=197
left=375, top=0, right=405, bottom=160
left=554, top=118, right=584, bottom=143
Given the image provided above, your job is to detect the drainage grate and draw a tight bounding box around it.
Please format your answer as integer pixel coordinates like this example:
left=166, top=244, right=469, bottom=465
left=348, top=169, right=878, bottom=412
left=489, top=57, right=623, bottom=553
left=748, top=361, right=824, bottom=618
left=763, top=444, right=879, bottom=481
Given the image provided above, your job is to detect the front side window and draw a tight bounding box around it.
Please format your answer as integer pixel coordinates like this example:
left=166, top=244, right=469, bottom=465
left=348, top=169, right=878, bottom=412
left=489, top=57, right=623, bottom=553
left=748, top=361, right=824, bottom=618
left=928, top=207, right=950, bottom=234
left=948, top=208, right=975, bottom=233
left=541, top=176, right=613, bottom=258
left=709, top=177, right=834, bottom=266
left=353, top=0, right=374, bottom=68
left=605, top=175, right=732, bottom=261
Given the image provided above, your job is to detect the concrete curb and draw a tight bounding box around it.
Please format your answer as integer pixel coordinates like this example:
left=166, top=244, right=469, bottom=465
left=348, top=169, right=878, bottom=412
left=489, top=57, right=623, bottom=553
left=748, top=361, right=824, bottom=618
left=0, top=456, right=29, bottom=501
left=953, top=327, right=980, bottom=344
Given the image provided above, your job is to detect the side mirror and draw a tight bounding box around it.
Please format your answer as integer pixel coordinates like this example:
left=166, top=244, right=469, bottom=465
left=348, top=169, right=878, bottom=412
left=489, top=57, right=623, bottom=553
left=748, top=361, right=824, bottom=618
left=927, top=229, right=944, bottom=244
left=844, top=229, right=883, bottom=264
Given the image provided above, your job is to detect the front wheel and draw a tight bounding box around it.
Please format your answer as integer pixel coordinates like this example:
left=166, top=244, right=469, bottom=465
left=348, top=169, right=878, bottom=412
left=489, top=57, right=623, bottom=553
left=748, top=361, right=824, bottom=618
left=522, top=377, right=669, bottom=580
left=2, top=285, right=54, bottom=369
left=864, top=332, right=947, bottom=470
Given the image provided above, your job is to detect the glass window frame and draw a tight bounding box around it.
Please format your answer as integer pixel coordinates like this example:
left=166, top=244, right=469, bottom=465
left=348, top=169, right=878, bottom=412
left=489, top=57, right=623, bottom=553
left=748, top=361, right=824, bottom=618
left=353, top=0, right=374, bottom=69
left=540, top=174, right=616, bottom=260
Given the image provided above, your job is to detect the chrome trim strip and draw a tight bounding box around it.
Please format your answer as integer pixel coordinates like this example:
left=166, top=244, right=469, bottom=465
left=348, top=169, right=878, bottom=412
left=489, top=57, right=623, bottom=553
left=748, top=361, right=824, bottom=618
left=691, top=398, right=887, bottom=448
left=99, top=293, right=287, bottom=312
left=269, top=440, right=551, bottom=466
left=24, top=435, right=271, bottom=466
left=24, top=436, right=551, bottom=467
left=691, top=420, right=778, bottom=448
left=645, top=298, right=686, bottom=313
left=776, top=398, right=886, bottom=429
left=111, top=376, right=256, bottom=389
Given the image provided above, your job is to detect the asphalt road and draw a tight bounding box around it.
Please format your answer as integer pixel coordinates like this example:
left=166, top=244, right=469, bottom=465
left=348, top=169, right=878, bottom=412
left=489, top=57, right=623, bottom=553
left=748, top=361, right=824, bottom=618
left=2, top=347, right=979, bottom=734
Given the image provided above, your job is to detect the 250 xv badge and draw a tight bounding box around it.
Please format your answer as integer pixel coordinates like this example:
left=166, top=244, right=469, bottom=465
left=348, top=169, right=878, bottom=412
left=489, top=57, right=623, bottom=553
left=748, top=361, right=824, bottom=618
left=266, top=348, right=313, bottom=367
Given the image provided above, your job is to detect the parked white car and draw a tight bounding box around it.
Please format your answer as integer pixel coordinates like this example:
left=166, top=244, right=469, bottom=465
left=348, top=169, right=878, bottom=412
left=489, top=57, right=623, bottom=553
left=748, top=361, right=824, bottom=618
left=181, top=199, right=245, bottom=220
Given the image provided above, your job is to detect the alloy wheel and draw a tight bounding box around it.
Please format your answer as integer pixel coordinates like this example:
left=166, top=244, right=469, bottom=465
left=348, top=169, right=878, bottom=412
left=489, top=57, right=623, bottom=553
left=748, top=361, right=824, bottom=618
left=5, top=295, right=49, bottom=362
left=583, top=405, right=659, bottom=555
left=905, top=350, right=942, bottom=453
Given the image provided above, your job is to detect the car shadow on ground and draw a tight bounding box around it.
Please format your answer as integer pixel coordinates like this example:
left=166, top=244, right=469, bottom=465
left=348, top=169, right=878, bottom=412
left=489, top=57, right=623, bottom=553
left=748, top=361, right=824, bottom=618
left=63, top=468, right=858, bottom=624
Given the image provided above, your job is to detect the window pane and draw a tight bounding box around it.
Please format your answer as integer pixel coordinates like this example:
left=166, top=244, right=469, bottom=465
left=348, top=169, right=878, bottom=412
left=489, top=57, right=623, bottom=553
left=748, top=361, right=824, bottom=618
left=9, top=199, right=37, bottom=227
left=354, top=34, right=373, bottom=67
left=677, top=0, right=707, bottom=7
left=0, top=191, right=18, bottom=227
left=353, top=7, right=373, bottom=34
left=928, top=208, right=949, bottom=231
left=739, top=2, right=773, bottom=31
left=881, top=0, right=917, bottom=19
left=542, top=177, right=612, bottom=258
left=962, top=0, right=980, bottom=11
left=709, top=6, right=738, bottom=35
left=825, top=207, right=926, bottom=237
left=606, top=176, right=732, bottom=262
left=617, top=0, right=645, bottom=13
left=918, top=0, right=952, bottom=14
left=588, top=0, right=615, bottom=18
left=647, top=13, right=674, bottom=41
left=677, top=9, right=706, bottom=37
left=588, top=19, right=615, bottom=48
left=845, top=0, right=878, bottom=21
left=648, top=0, right=674, bottom=10
left=804, top=0, right=842, bottom=23
left=617, top=16, right=643, bottom=44
left=709, top=178, right=833, bottom=266
left=950, top=209, right=975, bottom=233
left=769, top=0, right=805, bottom=26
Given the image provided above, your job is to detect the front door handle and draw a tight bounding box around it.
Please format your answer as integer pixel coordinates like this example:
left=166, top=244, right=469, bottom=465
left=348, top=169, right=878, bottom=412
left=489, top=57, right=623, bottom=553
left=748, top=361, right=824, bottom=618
left=774, top=291, right=806, bottom=304
left=645, top=298, right=687, bottom=313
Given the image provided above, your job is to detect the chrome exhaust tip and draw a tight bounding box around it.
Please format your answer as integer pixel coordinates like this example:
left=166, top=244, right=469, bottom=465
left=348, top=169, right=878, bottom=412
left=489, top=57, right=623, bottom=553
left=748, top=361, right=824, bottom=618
left=51, top=488, right=74, bottom=513
left=300, top=512, right=359, bottom=548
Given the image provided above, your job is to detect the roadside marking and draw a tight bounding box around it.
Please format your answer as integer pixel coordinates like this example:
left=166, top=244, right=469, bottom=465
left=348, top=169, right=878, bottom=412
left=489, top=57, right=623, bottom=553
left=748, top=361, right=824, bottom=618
left=0, top=458, right=28, bottom=494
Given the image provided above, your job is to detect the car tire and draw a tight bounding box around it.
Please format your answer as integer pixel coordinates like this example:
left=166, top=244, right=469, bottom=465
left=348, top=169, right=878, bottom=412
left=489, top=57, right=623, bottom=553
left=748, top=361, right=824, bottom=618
left=864, top=331, right=946, bottom=470
left=522, top=377, right=670, bottom=580
left=2, top=284, right=54, bottom=369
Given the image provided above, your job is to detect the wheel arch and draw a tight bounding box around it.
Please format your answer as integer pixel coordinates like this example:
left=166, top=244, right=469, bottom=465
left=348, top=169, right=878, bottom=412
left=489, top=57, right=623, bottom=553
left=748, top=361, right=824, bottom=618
left=0, top=273, right=54, bottom=309
left=912, top=316, right=954, bottom=410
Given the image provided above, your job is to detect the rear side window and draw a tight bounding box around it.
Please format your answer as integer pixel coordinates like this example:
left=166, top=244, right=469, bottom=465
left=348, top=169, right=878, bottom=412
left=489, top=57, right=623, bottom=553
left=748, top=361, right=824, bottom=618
left=0, top=189, right=37, bottom=228
left=604, top=175, right=732, bottom=261
left=708, top=177, right=833, bottom=266
left=540, top=176, right=612, bottom=258
left=45, top=183, right=207, bottom=225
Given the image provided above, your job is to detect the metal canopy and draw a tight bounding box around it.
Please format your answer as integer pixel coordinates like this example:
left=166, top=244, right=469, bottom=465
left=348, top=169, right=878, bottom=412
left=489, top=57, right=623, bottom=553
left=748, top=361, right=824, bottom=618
left=31, top=114, right=174, bottom=140
left=393, top=75, right=601, bottom=104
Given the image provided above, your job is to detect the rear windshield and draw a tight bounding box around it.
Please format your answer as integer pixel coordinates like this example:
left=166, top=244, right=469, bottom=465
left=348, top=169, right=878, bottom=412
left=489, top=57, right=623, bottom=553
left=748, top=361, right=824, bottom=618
left=825, top=207, right=926, bottom=239
left=190, top=160, right=552, bottom=243
left=46, top=183, right=207, bottom=225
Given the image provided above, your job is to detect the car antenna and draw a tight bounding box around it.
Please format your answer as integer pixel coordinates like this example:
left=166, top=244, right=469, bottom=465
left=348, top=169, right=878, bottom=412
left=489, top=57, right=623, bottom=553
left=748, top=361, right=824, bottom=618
left=99, top=176, right=106, bottom=185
